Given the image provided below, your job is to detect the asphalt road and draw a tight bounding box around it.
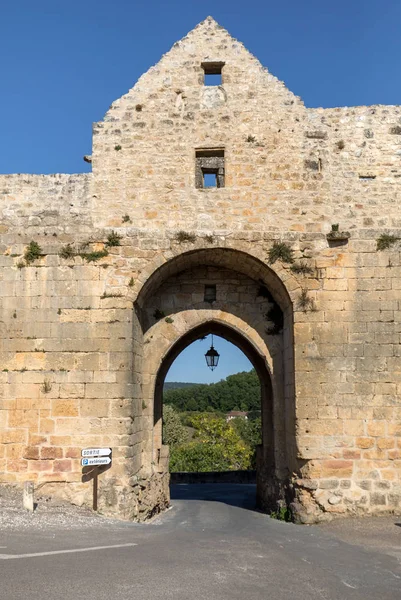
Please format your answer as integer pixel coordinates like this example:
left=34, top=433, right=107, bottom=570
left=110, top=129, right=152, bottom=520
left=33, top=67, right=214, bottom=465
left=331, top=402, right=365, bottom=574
left=0, top=484, right=400, bottom=600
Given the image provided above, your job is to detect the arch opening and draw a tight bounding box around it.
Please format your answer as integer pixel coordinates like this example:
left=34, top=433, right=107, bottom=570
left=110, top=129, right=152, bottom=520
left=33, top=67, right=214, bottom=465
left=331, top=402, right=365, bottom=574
left=154, top=323, right=275, bottom=507
left=132, top=248, right=297, bottom=516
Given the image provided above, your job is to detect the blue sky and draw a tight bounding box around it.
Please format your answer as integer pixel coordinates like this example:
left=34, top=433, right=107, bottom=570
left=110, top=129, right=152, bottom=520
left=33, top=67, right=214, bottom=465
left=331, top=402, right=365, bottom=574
left=1, top=1, right=400, bottom=381
left=166, top=336, right=253, bottom=384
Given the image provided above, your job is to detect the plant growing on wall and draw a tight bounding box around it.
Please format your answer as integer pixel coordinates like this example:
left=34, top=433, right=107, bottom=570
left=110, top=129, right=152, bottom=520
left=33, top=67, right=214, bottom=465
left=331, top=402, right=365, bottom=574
left=376, top=233, right=398, bottom=251
left=59, top=244, right=76, bottom=259
left=106, top=231, right=122, bottom=247
left=80, top=249, right=109, bottom=262
left=290, top=262, right=313, bottom=276
left=24, top=241, right=42, bottom=264
left=267, top=242, right=294, bottom=265
left=298, top=289, right=316, bottom=312
left=175, top=231, right=196, bottom=243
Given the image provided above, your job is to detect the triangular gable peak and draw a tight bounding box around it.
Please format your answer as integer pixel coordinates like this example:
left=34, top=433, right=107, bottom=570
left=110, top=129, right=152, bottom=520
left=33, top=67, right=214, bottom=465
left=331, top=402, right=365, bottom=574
left=91, top=17, right=307, bottom=228
left=101, top=16, right=302, bottom=121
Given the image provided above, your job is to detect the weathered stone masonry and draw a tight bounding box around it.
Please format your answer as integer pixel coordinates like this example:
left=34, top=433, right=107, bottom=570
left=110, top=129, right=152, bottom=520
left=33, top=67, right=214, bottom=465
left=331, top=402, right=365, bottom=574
left=1, top=16, right=401, bottom=522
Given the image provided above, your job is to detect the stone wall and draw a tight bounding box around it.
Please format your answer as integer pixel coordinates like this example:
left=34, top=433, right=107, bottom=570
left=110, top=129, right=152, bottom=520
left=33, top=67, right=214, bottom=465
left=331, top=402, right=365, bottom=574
left=0, top=17, right=400, bottom=521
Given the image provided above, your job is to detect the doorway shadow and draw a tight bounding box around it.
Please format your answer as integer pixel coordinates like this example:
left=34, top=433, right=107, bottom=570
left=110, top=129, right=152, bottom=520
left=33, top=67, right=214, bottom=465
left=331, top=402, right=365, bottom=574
left=170, top=483, right=258, bottom=512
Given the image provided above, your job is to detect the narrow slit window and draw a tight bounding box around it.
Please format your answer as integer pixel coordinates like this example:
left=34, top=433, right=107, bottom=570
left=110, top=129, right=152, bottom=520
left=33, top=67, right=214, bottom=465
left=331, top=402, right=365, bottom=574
left=195, top=149, right=225, bottom=189
left=202, top=62, right=224, bottom=86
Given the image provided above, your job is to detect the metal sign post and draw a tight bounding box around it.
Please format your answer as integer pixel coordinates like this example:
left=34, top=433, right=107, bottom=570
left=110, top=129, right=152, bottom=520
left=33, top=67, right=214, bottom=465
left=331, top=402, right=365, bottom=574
left=93, top=469, right=98, bottom=512
left=81, top=448, right=112, bottom=511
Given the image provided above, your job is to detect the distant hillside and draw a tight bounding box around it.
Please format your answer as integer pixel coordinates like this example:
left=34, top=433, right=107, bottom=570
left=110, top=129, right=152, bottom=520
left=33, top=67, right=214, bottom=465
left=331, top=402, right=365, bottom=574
left=164, top=381, right=200, bottom=391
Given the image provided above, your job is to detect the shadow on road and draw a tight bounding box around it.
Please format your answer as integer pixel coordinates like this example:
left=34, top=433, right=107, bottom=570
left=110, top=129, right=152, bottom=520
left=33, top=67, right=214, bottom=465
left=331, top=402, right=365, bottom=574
left=170, top=483, right=258, bottom=512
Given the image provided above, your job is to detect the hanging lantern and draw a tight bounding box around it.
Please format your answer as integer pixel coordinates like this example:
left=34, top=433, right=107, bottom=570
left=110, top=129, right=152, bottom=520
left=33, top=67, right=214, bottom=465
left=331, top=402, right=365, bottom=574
left=205, top=334, right=220, bottom=370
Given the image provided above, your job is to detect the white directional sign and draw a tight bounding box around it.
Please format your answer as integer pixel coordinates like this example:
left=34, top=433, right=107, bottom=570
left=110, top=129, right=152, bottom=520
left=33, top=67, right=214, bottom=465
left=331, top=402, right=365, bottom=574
left=81, top=457, right=111, bottom=467
left=81, top=448, right=112, bottom=458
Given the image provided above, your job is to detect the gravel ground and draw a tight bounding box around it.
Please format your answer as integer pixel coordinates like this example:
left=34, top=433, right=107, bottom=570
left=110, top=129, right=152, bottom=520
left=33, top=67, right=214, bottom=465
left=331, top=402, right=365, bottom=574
left=0, top=485, right=119, bottom=531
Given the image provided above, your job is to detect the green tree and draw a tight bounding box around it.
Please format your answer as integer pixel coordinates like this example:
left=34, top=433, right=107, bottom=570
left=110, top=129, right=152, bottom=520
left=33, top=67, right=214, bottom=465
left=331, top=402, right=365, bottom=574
left=169, top=414, right=252, bottom=472
left=231, top=416, right=262, bottom=468
left=162, top=405, right=188, bottom=449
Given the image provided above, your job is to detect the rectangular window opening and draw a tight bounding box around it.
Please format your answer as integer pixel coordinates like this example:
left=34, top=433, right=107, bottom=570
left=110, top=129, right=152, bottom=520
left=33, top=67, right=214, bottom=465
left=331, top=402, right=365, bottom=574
left=195, top=149, right=225, bottom=189
left=202, top=62, right=224, bottom=86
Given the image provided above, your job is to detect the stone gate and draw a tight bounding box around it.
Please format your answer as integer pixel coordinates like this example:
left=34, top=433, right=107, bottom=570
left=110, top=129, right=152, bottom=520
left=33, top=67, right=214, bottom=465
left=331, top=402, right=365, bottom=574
left=1, top=17, right=401, bottom=522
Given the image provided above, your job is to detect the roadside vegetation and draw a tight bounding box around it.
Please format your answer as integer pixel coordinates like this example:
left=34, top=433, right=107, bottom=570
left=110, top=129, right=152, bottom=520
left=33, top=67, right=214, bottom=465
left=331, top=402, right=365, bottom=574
left=162, top=370, right=261, bottom=472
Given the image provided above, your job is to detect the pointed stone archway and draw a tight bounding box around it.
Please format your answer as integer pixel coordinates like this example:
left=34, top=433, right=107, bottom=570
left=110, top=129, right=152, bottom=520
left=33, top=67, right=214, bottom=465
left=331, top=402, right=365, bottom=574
left=132, top=247, right=298, bottom=514
left=153, top=319, right=276, bottom=507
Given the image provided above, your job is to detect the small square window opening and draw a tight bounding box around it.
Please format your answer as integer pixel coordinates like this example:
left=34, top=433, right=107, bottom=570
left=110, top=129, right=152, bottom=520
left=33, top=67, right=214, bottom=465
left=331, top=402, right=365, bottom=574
left=204, top=285, right=217, bottom=303
left=202, top=62, right=224, bottom=86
